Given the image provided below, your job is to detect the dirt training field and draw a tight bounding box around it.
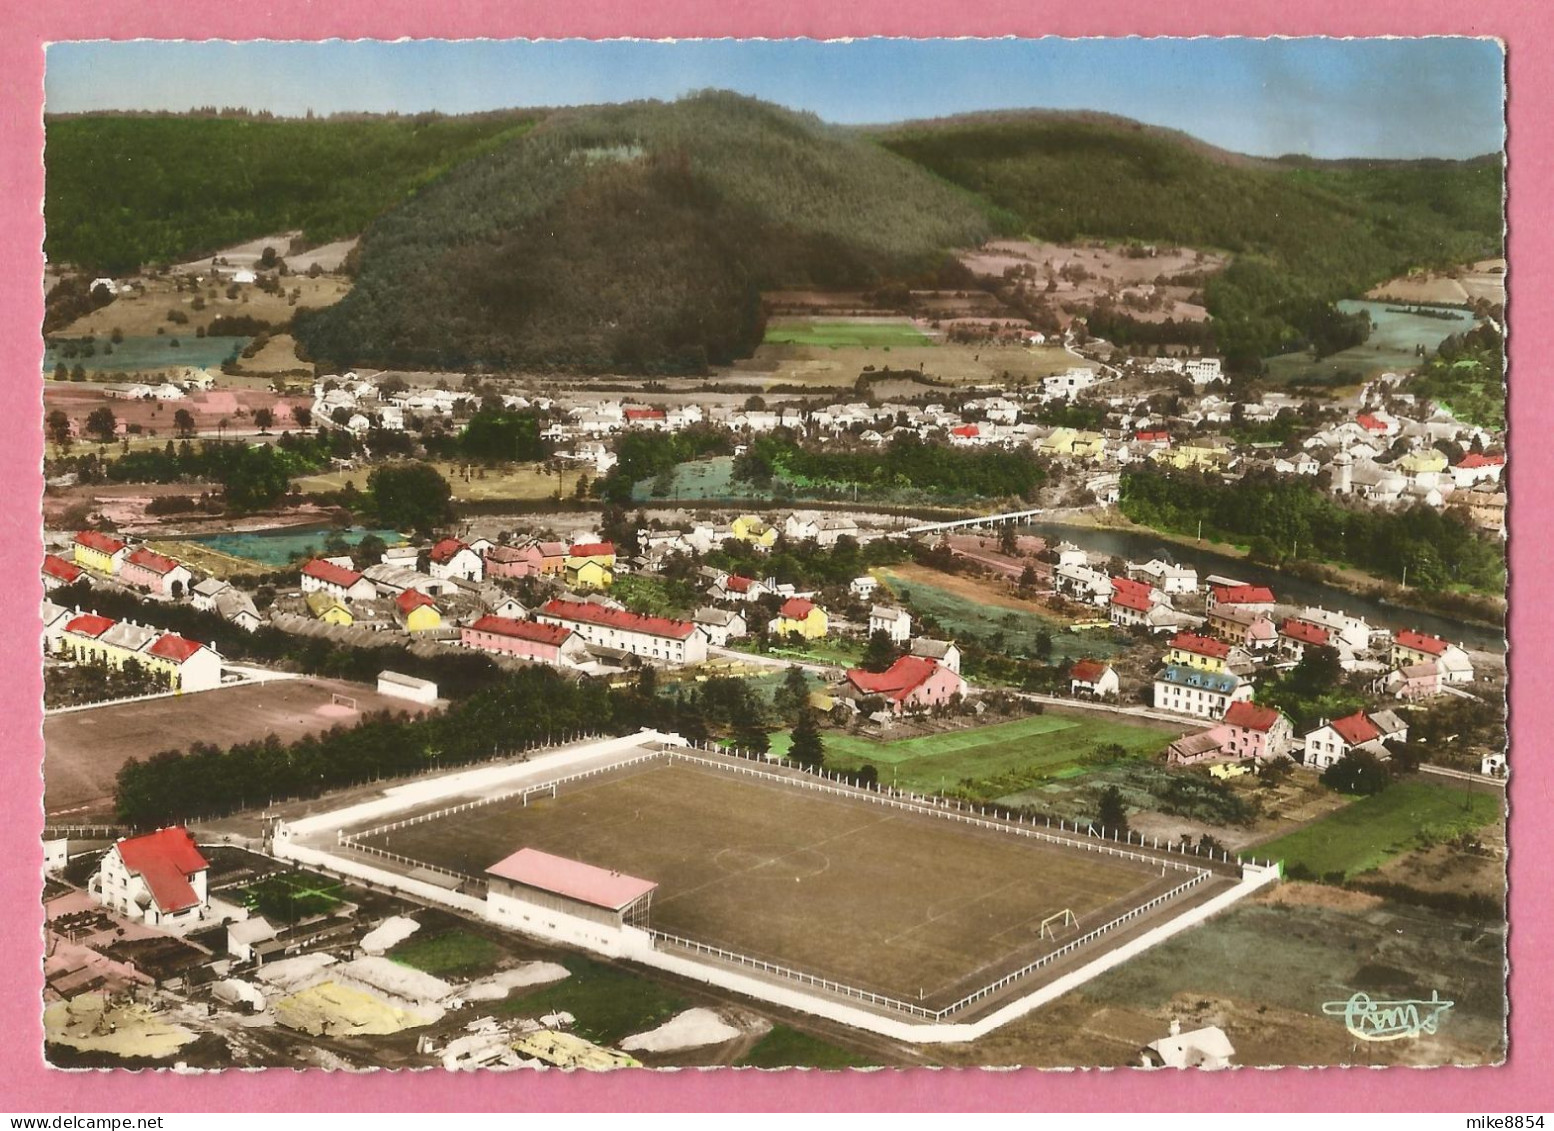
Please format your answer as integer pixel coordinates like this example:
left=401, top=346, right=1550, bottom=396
left=44, top=676, right=437, bottom=819
left=362, top=759, right=1175, bottom=1008
left=293, top=460, right=586, bottom=504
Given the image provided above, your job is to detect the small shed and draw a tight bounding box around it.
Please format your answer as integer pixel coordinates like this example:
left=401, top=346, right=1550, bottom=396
left=378, top=670, right=438, bottom=705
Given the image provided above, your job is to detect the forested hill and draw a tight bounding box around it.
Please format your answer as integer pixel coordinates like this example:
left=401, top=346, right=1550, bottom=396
left=44, top=112, right=540, bottom=274
left=291, top=92, right=995, bottom=373
left=873, top=115, right=1503, bottom=368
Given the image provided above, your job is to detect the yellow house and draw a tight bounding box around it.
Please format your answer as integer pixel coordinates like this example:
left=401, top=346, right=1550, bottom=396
left=770, top=597, right=828, bottom=640
left=72, top=530, right=128, bottom=574
left=1152, top=442, right=1229, bottom=471
left=730, top=515, right=779, bottom=550
left=306, top=590, right=354, bottom=626
left=564, top=542, right=616, bottom=590
left=1039, top=429, right=1105, bottom=460
left=1397, top=448, right=1449, bottom=476
left=395, top=589, right=442, bottom=632
left=1164, top=632, right=1231, bottom=673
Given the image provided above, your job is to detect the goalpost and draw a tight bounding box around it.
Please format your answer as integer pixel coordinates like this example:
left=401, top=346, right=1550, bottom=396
left=1040, top=909, right=1076, bottom=940
left=331, top=692, right=359, bottom=711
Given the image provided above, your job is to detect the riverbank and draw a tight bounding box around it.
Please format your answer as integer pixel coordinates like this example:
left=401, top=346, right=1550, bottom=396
left=1042, top=509, right=1506, bottom=633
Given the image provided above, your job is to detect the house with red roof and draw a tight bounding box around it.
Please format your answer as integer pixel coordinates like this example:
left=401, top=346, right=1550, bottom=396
left=1355, top=411, right=1398, bottom=437
left=1109, top=577, right=1164, bottom=629
left=1070, top=659, right=1119, bottom=699
left=394, top=589, right=443, bottom=633
left=1165, top=632, right=1232, bottom=673
left=140, top=632, right=223, bottom=692
left=119, top=546, right=193, bottom=598
left=42, top=553, right=84, bottom=591
left=1277, top=617, right=1330, bottom=661
left=623, top=406, right=668, bottom=429
left=72, top=530, right=128, bottom=575
left=462, top=615, right=590, bottom=667
left=1375, top=661, right=1443, bottom=702
left=483, top=541, right=544, bottom=580
left=709, top=574, right=768, bottom=604
left=770, top=597, right=829, bottom=640
left=1209, top=584, right=1276, bottom=609
left=1207, top=605, right=1277, bottom=651
left=1219, top=701, right=1293, bottom=762
left=91, top=827, right=210, bottom=932
left=537, top=599, right=706, bottom=665
left=428, top=538, right=484, bottom=583
left=949, top=424, right=982, bottom=446
left=1302, top=709, right=1395, bottom=771
left=1391, top=629, right=1473, bottom=683
left=301, top=558, right=376, bottom=602
left=565, top=542, right=617, bottom=591
left=1451, top=451, right=1506, bottom=489
left=843, top=656, right=967, bottom=716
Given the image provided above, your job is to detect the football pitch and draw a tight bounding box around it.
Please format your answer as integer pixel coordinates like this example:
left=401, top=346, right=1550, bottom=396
left=359, top=758, right=1182, bottom=1008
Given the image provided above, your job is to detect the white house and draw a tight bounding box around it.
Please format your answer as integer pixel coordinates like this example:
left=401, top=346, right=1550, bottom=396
left=1054, top=564, right=1114, bottom=605
left=693, top=607, right=748, bottom=647
left=1152, top=665, right=1253, bottom=720
left=428, top=538, right=484, bottom=583
left=301, top=559, right=376, bottom=602
left=909, top=638, right=961, bottom=674
left=1070, top=659, right=1119, bottom=699
left=91, top=828, right=210, bottom=933
left=850, top=576, right=881, bottom=600
left=1128, top=559, right=1198, bottom=595
left=869, top=605, right=913, bottom=644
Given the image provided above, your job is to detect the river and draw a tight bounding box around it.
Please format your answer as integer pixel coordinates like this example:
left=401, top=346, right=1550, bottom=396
left=1018, top=520, right=1505, bottom=653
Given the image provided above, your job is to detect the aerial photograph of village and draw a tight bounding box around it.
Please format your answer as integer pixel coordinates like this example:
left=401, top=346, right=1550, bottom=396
left=34, top=37, right=1508, bottom=1072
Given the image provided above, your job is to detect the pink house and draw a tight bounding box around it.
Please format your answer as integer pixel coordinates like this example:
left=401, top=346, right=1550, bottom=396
left=119, top=547, right=193, bottom=598
left=1218, top=701, right=1293, bottom=761
left=1380, top=661, right=1442, bottom=701
left=484, top=542, right=543, bottom=579
left=844, top=656, right=967, bottom=716
left=462, top=615, right=589, bottom=667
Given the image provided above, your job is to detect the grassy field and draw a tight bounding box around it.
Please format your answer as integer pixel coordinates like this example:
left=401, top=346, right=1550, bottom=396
left=144, top=538, right=268, bottom=581
left=770, top=712, right=1176, bottom=797
left=763, top=317, right=934, bottom=348
left=365, top=755, right=1168, bottom=1008
left=388, top=928, right=505, bottom=978
left=730, top=341, right=1084, bottom=390
left=294, top=459, right=586, bottom=503
left=241, top=870, right=344, bottom=924
left=736, top=1024, right=878, bottom=1068
left=496, top=955, right=689, bottom=1046
left=875, top=566, right=1127, bottom=662
left=1252, top=781, right=1502, bottom=881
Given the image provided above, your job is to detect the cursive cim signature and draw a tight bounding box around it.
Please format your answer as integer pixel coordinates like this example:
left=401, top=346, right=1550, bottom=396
left=1321, top=991, right=1454, bottom=1041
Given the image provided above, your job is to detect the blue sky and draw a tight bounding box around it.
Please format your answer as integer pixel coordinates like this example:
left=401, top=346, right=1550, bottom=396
left=44, top=37, right=1505, bottom=159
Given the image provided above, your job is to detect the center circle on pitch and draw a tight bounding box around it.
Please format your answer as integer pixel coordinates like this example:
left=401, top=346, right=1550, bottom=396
left=714, top=845, right=831, bottom=881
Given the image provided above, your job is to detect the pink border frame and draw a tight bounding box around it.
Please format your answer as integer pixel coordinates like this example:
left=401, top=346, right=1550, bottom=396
left=3, top=3, right=1548, bottom=1112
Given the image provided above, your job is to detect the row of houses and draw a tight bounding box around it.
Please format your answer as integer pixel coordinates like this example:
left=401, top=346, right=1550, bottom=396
left=43, top=602, right=223, bottom=693
left=1166, top=704, right=1408, bottom=771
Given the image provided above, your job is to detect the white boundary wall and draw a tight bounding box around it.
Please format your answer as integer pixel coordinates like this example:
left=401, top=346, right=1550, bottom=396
left=273, top=730, right=1280, bottom=1043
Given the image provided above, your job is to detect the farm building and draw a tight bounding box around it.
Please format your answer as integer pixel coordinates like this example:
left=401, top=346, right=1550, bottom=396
left=1069, top=659, right=1119, bottom=699
left=485, top=848, right=656, bottom=957
left=536, top=600, right=706, bottom=665
left=429, top=538, right=484, bottom=583
left=90, top=827, right=210, bottom=933
left=301, top=559, right=376, bottom=602
left=462, top=615, right=590, bottom=667
left=770, top=597, right=828, bottom=640
left=119, top=547, right=193, bottom=599
left=72, top=530, right=128, bottom=575
left=842, top=656, right=966, bottom=716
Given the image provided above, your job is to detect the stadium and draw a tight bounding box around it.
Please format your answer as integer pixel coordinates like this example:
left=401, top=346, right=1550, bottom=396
left=276, top=731, right=1279, bottom=1041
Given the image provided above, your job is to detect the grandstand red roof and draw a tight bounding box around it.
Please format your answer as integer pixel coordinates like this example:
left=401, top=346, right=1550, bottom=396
left=65, top=613, right=115, bottom=638
left=114, top=827, right=208, bottom=914
left=302, top=559, right=366, bottom=588
left=126, top=547, right=181, bottom=575
left=486, top=848, right=656, bottom=910
left=1070, top=659, right=1110, bottom=684
left=1135, top=430, right=1170, bottom=443
left=43, top=554, right=83, bottom=583
left=396, top=589, right=438, bottom=614
left=74, top=530, right=126, bottom=556
left=779, top=597, right=817, bottom=620
left=146, top=634, right=205, bottom=663
left=1212, top=584, right=1275, bottom=606
left=951, top=424, right=979, bottom=438
left=429, top=538, right=469, bottom=564
left=1280, top=618, right=1330, bottom=646
left=1356, top=413, right=1388, bottom=432
left=538, top=599, right=695, bottom=640
left=624, top=407, right=666, bottom=421
left=467, top=615, right=572, bottom=646
left=1169, top=632, right=1231, bottom=659
left=1224, top=701, right=1282, bottom=733
left=846, top=655, right=941, bottom=702
left=568, top=542, right=616, bottom=559
left=1395, top=629, right=1448, bottom=656
left=1330, top=711, right=1382, bottom=747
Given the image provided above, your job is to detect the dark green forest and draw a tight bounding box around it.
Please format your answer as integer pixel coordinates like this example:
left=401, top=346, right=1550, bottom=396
left=44, top=112, right=538, bottom=273
left=292, top=93, right=995, bottom=373
left=735, top=434, right=1049, bottom=502
left=875, top=116, right=1503, bottom=371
